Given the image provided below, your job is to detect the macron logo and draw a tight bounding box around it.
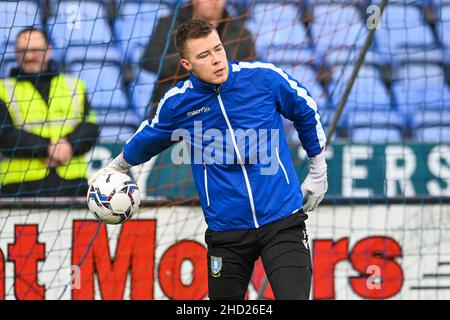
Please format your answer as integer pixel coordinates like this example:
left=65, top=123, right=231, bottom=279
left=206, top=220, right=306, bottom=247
left=186, top=106, right=211, bottom=117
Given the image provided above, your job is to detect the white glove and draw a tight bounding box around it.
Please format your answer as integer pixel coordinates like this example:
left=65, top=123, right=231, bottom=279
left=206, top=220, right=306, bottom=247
left=301, top=149, right=328, bottom=212
left=88, top=153, right=132, bottom=186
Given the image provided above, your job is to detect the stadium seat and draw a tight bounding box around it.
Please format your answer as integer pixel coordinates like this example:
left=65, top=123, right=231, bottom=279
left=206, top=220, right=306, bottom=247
left=0, top=0, right=43, bottom=77
left=279, top=63, right=331, bottom=144
left=67, top=54, right=139, bottom=142
left=324, top=47, right=385, bottom=73
left=68, top=60, right=129, bottom=110
left=62, top=44, right=123, bottom=66
left=328, top=63, right=405, bottom=142
left=114, top=0, right=171, bottom=64
left=282, top=109, right=333, bottom=145
left=129, top=69, right=158, bottom=119
left=94, top=108, right=140, bottom=142
left=412, top=108, right=450, bottom=142
left=437, top=4, right=450, bottom=49
left=343, top=108, right=406, bottom=143
left=393, top=47, right=445, bottom=64
left=0, top=1, right=42, bottom=46
left=260, top=47, right=318, bottom=69
left=310, top=2, right=367, bottom=52
left=281, top=63, right=329, bottom=108
left=392, top=62, right=450, bottom=114
left=330, top=64, right=392, bottom=110
left=0, top=53, right=17, bottom=78
left=375, top=4, right=437, bottom=56
left=47, top=0, right=115, bottom=62
left=246, top=1, right=311, bottom=58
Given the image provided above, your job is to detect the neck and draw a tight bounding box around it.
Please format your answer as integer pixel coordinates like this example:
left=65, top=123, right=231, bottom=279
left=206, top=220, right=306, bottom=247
left=13, top=64, right=56, bottom=80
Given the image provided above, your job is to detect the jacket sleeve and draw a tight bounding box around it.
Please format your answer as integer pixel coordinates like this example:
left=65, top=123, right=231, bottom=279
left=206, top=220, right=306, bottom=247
left=0, top=99, right=51, bottom=157
left=65, top=96, right=99, bottom=156
left=122, top=97, right=177, bottom=166
left=270, top=66, right=327, bottom=158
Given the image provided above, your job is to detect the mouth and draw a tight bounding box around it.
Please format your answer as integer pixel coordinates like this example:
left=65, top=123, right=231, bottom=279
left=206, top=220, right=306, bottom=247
left=214, top=68, right=225, bottom=76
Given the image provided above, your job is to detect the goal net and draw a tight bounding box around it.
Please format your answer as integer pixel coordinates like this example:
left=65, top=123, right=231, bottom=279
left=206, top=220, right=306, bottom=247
left=1, top=0, right=450, bottom=300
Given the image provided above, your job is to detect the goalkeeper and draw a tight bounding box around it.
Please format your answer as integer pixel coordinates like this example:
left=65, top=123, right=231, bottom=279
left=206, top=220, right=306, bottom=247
left=91, top=20, right=327, bottom=300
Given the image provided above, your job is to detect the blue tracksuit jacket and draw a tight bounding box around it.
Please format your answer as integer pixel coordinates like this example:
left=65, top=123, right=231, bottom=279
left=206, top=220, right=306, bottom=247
left=123, top=60, right=326, bottom=231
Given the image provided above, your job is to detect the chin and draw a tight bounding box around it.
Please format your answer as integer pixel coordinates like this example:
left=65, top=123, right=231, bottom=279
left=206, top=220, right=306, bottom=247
left=23, top=66, right=40, bottom=73
left=213, top=75, right=228, bottom=85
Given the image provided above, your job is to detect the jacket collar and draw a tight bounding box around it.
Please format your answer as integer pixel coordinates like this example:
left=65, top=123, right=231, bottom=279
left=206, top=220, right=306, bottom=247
left=188, top=61, right=237, bottom=94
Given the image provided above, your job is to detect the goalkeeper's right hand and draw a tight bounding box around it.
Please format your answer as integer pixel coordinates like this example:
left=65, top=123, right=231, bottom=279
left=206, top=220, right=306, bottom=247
left=301, top=148, right=328, bottom=212
left=88, top=153, right=132, bottom=186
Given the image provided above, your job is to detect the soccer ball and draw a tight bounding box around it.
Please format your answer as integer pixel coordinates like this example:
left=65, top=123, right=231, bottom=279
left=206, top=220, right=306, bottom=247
left=87, top=172, right=141, bottom=224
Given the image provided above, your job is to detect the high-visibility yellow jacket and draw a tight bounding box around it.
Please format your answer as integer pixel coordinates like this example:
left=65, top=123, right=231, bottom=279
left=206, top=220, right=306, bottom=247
left=0, top=74, right=96, bottom=186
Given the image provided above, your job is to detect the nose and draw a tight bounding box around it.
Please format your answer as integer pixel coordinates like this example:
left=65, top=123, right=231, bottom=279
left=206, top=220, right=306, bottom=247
left=211, top=51, right=220, bottom=65
left=24, top=50, right=37, bottom=61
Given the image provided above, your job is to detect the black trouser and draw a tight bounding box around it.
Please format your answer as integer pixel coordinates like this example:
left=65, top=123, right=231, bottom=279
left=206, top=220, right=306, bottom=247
left=0, top=169, right=88, bottom=197
left=205, top=211, right=312, bottom=300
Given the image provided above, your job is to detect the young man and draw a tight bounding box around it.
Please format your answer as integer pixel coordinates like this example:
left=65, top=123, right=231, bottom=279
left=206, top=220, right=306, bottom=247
left=90, top=20, right=327, bottom=300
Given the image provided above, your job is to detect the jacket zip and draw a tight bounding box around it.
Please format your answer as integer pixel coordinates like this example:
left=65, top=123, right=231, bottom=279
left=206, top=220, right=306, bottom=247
left=276, top=147, right=290, bottom=184
left=215, top=87, right=259, bottom=228
left=203, top=163, right=210, bottom=206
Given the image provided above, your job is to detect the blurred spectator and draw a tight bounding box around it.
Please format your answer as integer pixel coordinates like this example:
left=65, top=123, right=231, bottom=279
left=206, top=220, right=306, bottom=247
left=140, top=0, right=255, bottom=117
left=0, top=27, right=99, bottom=197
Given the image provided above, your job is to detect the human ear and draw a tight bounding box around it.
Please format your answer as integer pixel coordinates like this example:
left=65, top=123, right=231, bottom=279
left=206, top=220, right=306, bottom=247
left=180, top=58, right=192, bottom=72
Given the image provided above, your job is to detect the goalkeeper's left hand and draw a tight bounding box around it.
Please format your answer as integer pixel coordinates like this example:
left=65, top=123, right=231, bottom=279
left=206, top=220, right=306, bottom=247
left=301, top=149, right=328, bottom=212
left=88, top=153, right=132, bottom=186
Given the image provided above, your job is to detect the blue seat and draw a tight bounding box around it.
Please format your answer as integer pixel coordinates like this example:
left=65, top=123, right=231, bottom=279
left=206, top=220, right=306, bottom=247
left=328, top=64, right=403, bottom=142
left=62, top=44, right=123, bottom=66
left=345, top=109, right=406, bottom=143
left=246, top=2, right=310, bottom=57
left=0, top=52, right=17, bottom=77
left=67, top=56, right=138, bottom=142
left=68, top=61, right=129, bottom=110
left=259, top=47, right=318, bottom=69
left=282, top=110, right=332, bottom=145
left=375, top=4, right=436, bottom=55
left=94, top=108, right=140, bottom=142
left=311, top=3, right=367, bottom=52
left=129, top=69, right=158, bottom=119
left=412, top=108, right=450, bottom=142
left=279, top=63, right=330, bottom=144
left=437, top=4, right=450, bottom=48
left=324, top=47, right=384, bottom=68
left=47, top=1, right=114, bottom=62
left=0, top=1, right=43, bottom=77
left=0, top=1, right=42, bottom=46
left=0, top=0, right=43, bottom=77
left=330, top=64, right=391, bottom=110
left=114, top=0, right=171, bottom=64
left=393, top=47, right=445, bottom=64
left=281, top=63, right=329, bottom=108
left=392, top=62, right=450, bottom=114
